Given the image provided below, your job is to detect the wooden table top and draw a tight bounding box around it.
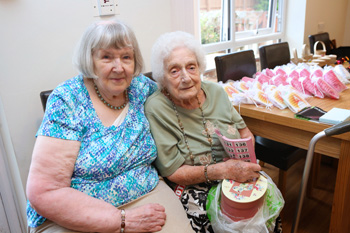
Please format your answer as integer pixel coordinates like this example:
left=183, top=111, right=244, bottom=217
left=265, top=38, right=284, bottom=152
left=234, top=84, right=350, bottom=142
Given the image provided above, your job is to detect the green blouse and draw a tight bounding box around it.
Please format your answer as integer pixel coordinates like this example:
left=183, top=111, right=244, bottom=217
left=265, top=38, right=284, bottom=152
left=145, top=81, right=246, bottom=177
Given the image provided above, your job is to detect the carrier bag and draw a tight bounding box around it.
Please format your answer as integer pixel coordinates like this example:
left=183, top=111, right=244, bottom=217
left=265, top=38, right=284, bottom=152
left=206, top=171, right=284, bottom=233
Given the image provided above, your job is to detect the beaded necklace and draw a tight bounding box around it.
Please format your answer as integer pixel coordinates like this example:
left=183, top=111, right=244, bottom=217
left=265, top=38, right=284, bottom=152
left=164, top=89, right=216, bottom=166
left=93, top=81, right=128, bottom=110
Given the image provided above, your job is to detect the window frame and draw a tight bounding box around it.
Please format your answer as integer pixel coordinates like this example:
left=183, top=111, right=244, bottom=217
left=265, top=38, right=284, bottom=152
left=199, top=0, right=286, bottom=55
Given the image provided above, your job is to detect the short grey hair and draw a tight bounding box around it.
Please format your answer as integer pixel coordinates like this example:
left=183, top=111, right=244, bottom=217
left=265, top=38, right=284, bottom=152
left=73, top=19, right=144, bottom=79
left=151, top=31, right=206, bottom=87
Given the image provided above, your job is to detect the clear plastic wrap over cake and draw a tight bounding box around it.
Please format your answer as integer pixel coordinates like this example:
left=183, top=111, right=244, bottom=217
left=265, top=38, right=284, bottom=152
left=215, top=129, right=257, bottom=164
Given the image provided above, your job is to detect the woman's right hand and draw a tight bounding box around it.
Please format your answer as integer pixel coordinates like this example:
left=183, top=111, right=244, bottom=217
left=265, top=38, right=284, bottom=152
left=124, top=203, right=166, bottom=232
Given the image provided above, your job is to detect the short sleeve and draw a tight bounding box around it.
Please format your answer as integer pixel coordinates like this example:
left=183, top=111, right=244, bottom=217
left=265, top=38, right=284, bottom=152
left=206, top=81, right=247, bottom=130
left=130, top=75, right=158, bottom=102
left=37, top=89, right=83, bottom=141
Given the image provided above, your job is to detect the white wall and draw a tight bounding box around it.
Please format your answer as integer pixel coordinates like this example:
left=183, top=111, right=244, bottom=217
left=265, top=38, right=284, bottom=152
left=304, top=0, right=348, bottom=47
left=285, top=0, right=349, bottom=58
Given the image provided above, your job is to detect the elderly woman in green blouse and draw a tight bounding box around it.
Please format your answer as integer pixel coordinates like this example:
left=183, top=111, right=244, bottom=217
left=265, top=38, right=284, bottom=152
left=145, top=31, right=266, bottom=233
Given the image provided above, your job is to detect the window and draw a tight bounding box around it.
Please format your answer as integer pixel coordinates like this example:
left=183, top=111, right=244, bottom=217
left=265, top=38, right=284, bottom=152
left=199, top=0, right=285, bottom=69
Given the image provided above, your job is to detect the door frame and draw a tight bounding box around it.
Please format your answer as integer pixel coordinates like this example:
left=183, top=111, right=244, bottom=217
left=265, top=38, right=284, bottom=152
left=0, top=97, right=27, bottom=232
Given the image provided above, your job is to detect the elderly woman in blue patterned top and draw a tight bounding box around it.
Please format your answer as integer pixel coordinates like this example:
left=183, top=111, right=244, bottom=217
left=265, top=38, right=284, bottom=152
left=145, top=31, right=262, bottom=233
left=26, top=20, right=192, bottom=233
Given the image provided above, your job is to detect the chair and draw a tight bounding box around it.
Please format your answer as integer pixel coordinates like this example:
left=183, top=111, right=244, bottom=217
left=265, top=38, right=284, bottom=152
left=308, top=32, right=336, bottom=55
left=255, top=137, right=306, bottom=196
left=214, top=50, right=257, bottom=83
left=309, top=32, right=350, bottom=58
left=215, top=48, right=305, bottom=197
left=40, top=90, right=53, bottom=111
left=259, top=42, right=291, bottom=70
left=143, top=71, right=154, bottom=81
left=259, top=42, right=326, bottom=198
left=258, top=42, right=308, bottom=195
left=259, top=42, right=325, bottom=197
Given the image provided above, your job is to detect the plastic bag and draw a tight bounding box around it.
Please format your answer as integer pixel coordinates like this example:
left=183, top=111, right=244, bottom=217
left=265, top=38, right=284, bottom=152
left=264, top=86, right=288, bottom=110
left=206, top=171, right=284, bottom=233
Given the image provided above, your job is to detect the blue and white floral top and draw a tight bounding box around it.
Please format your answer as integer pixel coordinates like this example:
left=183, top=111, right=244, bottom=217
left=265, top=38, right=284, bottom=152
left=27, top=74, right=159, bottom=227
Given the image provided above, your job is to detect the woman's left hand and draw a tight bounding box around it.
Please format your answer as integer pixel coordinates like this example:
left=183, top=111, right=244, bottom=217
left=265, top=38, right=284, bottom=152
left=221, top=159, right=261, bottom=183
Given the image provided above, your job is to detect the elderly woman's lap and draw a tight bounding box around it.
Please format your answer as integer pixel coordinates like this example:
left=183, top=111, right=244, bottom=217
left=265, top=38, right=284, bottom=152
left=29, top=178, right=193, bottom=233
left=120, top=177, right=193, bottom=233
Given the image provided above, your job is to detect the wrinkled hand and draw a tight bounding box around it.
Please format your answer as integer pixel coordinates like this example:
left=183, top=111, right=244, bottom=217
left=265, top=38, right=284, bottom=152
left=223, top=159, right=261, bottom=183
left=124, top=203, right=166, bottom=232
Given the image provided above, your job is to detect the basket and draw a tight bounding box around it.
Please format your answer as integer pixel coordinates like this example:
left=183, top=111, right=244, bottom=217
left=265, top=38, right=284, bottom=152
left=314, top=41, right=326, bottom=56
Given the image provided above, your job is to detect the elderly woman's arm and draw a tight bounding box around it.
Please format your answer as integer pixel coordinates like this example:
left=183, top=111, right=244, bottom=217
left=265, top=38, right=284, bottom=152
left=167, top=126, right=259, bottom=185
left=167, top=159, right=260, bottom=185
left=27, top=136, right=166, bottom=232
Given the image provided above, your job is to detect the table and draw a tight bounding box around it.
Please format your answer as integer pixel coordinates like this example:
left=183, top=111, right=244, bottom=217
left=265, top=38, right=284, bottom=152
left=234, top=85, right=350, bottom=233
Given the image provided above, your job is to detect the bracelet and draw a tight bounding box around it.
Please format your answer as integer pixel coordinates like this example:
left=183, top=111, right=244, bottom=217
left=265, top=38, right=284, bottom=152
left=120, top=209, right=125, bottom=233
left=204, top=164, right=212, bottom=184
